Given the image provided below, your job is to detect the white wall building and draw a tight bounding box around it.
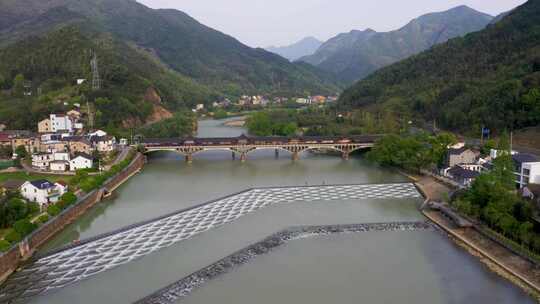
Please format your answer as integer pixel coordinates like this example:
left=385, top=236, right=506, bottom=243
left=32, top=153, right=53, bottom=170
left=53, top=152, right=70, bottom=161
left=50, top=160, right=69, bottom=172
left=50, top=114, right=73, bottom=133
left=70, top=153, right=94, bottom=171
left=20, top=180, right=67, bottom=209
left=513, top=153, right=540, bottom=189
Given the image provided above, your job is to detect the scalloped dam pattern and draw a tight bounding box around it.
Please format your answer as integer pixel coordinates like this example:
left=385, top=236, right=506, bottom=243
left=0, top=183, right=421, bottom=303
left=135, top=222, right=434, bottom=304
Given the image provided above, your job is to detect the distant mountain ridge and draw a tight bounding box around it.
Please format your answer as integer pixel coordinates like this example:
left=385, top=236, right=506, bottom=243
left=266, top=37, right=323, bottom=61
left=338, top=0, right=540, bottom=133
left=300, top=5, right=494, bottom=83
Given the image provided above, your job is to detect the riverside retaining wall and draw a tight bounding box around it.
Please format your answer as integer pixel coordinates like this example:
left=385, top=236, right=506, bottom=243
left=0, top=152, right=145, bottom=283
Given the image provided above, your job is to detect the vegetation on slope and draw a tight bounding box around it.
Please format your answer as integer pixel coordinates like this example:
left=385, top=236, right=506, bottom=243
left=339, top=0, right=540, bottom=135
left=300, top=5, right=493, bottom=83
left=0, top=0, right=341, bottom=97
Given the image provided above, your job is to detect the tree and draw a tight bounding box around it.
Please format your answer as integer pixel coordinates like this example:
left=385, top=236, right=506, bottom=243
left=60, top=192, right=77, bottom=206
left=13, top=219, right=37, bottom=236
left=518, top=222, right=534, bottom=246
left=5, top=230, right=21, bottom=243
left=14, top=145, right=27, bottom=159
left=12, top=74, right=25, bottom=97
left=47, top=205, right=61, bottom=217
left=0, top=240, right=10, bottom=252
left=491, top=154, right=516, bottom=190
left=246, top=112, right=273, bottom=136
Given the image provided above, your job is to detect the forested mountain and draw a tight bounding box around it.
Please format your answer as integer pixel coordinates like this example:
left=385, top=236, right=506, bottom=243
left=339, top=0, right=540, bottom=134
left=266, top=37, right=323, bottom=61
left=300, top=5, right=493, bottom=83
left=0, top=0, right=341, bottom=135
left=0, top=0, right=340, bottom=96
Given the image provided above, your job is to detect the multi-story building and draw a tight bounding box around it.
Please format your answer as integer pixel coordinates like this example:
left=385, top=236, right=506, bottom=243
left=50, top=114, right=73, bottom=133
left=447, top=147, right=477, bottom=168
left=20, top=180, right=67, bottom=209
left=31, top=153, right=54, bottom=170
left=11, top=136, right=40, bottom=154
left=513, top=153, right=540, bottom=189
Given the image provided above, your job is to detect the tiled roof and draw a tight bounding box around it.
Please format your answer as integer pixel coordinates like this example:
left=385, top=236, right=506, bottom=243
left=448, top=147, right=471, bottom=155
left=448, top=166, right=480, bottom=179
left=73, top=152, right=93, bottom=160
left=29, top=180, right=55, bottom=190
left=512, top=153, right=539, bottom=164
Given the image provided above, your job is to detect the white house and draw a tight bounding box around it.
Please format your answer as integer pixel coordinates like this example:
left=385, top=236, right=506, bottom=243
left=20, top=180, right=67, bottom=209
left=32, top=153, right=53, bottom=170
left=90, top=135, right=116, bottom=153
left=89, top=130, right=107, bottom=137
left=70, top=153, right=94, bottom=171
left=50, top=160, right=69, bottom=172
left=50, top=114, right=73, bottom=133
left=513, top=153, right=540, bottom=189
left=53, top=151, right=70, bottom=161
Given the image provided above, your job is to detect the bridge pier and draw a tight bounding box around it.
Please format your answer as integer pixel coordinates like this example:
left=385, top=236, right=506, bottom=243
left=240, top=152, right=247, bottom=162
left=292, top=152, right=300, bottom=161
left=275, top=149, right=279, bottom=159
left=232, top=152, right=236, bottom=160
left=185, top=153, right=193, bottom=164
left=342, top=152, right=350, bottom=160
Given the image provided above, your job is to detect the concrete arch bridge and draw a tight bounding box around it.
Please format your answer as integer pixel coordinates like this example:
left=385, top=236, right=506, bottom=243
left=141, top=135, right=382, bottom=162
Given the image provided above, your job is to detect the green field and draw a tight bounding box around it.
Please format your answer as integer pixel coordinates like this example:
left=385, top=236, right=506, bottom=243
left=0, top=172, right=73, bottom=184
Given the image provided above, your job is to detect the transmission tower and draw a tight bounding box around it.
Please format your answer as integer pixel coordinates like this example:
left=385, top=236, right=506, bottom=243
left=90, top=51, right=101, bottom=91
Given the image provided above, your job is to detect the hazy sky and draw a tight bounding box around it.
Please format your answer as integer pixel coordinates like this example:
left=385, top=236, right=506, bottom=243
left=138, top=0, right=527, bottom=47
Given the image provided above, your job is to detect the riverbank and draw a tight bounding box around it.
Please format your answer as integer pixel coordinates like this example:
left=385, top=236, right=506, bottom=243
left=0, top=152, right=145, bottom=284
left=410, top=173, right=540, bottom=300
left=222, top=117, right=246, bottom=127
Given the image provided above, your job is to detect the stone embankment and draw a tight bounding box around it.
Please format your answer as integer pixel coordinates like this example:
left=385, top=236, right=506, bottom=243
left=0, top=152, right=145, bottom=285
left=135, top=222, right=433, bottom=304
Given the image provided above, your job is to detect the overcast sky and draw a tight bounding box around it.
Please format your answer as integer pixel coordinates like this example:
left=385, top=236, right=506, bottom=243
left=138, top=0, right=527, bottom=47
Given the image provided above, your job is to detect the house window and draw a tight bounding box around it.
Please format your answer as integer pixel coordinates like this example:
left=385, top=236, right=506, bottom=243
left=523, top=169, right=530, bottom=176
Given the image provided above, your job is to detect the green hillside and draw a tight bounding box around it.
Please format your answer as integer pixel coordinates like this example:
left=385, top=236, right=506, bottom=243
left=0, top=25, right=210, bottom=132
left=339, top=0, right=540, bottom=134
left=0, top=0, right=340, bottom=97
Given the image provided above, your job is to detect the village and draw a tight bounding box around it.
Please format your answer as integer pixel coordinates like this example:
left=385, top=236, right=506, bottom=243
left=440, top=142, right=540, bottom=199
left=193, top=94, right=338, bottom=113
left=0, top=107, right=131, bottom=251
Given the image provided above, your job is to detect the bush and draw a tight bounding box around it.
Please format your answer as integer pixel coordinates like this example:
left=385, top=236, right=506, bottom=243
left=61, top=192, right=78, bottom=206
left=47, top=205, right=61, bottom=217
left=27, top=202, right=40, bottom=216
left=37, top=214, right=49, bottom=224
left=0, top=240, right=11, bottom=252
left=5, top=230, right=21, bottom=243
left=13, top=219, right=37, bottom=236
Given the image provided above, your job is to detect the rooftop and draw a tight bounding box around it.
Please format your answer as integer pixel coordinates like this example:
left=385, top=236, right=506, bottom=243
left=448, top=166, right=480, bottom=179
left=449, top=147, right=472, bottom=155
left=29, top=180, right=55, bottom=190
left=512, top=153, right=539, bottom=164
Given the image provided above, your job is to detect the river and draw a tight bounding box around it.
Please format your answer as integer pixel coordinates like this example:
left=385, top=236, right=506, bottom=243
left=29, top=118, right=534, bottom=304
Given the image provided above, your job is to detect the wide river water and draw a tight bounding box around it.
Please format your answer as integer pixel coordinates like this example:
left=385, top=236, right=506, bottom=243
left=29, top=118, right=534, bottom=304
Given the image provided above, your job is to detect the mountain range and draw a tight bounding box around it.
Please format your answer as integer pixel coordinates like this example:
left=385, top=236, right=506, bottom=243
left=300, top=5, right=494, bottom=83
left=339, top=0, right=540, bottom=134
left=0, top=0, right=340, bottom=99
left=0, top=0, right=341, bottom=133
left=266, top=37, right=322, bottom=61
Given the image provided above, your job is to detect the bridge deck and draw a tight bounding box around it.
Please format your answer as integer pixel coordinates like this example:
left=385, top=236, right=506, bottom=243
left=0, top=183, right=420, bottom=303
